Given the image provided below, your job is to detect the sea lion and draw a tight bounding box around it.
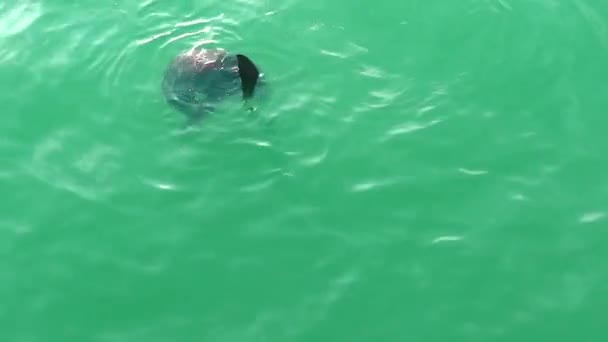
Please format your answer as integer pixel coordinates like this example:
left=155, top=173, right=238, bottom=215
left=161, top=47, right=263, bottom=122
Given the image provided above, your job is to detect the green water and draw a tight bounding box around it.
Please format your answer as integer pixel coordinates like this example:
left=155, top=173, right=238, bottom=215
left=2, top=0, right=608, bottom=340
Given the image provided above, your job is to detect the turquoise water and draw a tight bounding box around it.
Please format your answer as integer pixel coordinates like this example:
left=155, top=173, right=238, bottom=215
left=2, top=1, right=608, bottom=340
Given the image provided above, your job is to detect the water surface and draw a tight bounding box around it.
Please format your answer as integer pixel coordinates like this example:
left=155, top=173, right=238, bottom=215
left=1, top=0, right=608, bottom=341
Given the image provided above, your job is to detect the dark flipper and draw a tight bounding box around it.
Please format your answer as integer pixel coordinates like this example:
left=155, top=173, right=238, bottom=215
left=236, top=54, right=260, bottom=99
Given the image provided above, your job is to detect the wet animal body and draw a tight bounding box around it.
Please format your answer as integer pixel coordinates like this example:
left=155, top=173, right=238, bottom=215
left=161, top=47, right=262, bottom=122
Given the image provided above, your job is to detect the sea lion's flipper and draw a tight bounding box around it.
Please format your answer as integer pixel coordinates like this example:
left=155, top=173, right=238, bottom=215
left=236, top=54, right=260, bottom=99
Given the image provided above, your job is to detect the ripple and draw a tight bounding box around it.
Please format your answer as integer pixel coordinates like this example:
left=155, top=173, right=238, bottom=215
left=358, top=64, right=389, bottom=79
left=353, top=84, right=412, bottom=113
left=383, top=118, right=442, bottom=138
left=319, top=41, right=368, bottom=60
left=135, top=30, right=174, bottom=46
left=320, top=49, right=347, bottom=59
left=161, top=26, right=218, bottom=48
left=0, top=2, right=42, bottom=38
left=370, top=88, right=407, bottom=102
left=138, top=0, right=158, bottom=12
left=298, top=148, right=328, bottom=167
left=232, top=137, right=273, bottom=148
left=579, top=211, right=606, bottom=224
left=174, top=14, right=225, bottom=28
left=140, top=178, right=179, bottom=192
left=350, top=178, right=399, bottom=193
left=144, top=13, right=241, bottom=50
left=431, top=235, right=464, bottom=244
left=458, top=168, right=488, bottom=176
